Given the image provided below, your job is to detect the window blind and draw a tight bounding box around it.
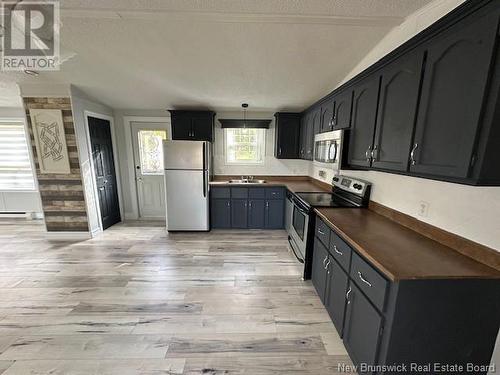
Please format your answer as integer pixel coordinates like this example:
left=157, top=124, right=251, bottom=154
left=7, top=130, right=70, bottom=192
left=0, top=121, right=36, bottom=190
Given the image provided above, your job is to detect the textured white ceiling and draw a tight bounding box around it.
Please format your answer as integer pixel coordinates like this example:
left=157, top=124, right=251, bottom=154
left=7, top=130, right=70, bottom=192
left=0, top=0, right=433, bottom=110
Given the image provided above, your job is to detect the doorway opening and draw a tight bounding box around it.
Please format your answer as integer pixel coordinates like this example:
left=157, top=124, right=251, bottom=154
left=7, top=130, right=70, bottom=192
left=88, top=116, right=121, bottom=230
left=131, top=122, right=167, bottom=219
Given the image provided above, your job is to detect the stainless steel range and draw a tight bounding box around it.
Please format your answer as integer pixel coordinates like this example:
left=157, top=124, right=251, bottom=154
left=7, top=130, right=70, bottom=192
left=287, top=175, right=372, bottom=280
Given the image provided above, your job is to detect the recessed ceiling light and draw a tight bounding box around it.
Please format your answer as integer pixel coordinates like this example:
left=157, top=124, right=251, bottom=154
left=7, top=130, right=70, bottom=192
left=24, top=70, right=39, bottom=76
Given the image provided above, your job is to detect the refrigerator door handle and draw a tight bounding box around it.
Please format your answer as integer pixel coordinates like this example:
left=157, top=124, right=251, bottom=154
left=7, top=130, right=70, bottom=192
left=202, top=142, right=207, bottom=198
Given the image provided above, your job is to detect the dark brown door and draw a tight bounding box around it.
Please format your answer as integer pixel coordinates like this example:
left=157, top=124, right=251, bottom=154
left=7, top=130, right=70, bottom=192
left=88, top=117, right=121, bottom=230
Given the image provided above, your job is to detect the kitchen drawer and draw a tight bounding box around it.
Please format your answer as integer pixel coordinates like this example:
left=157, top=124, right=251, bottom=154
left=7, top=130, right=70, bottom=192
left=248, top=188, right=266, bottom=199
left=315, top=218, right=331, bottom=247
left=265, top=187, right=284, bottom=199
left=350, top=252, right=388, bottom=311
left=329, top=231, right=352, bottom=272
left=231, top=188, right=248, bottom=199
left=211, top=187, right=230, bottom=199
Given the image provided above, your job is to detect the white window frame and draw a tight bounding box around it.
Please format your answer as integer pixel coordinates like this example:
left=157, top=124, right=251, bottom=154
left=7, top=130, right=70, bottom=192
left=0, top=118, right=37, bottom=192
left=223, top=128, right=266, bottom=166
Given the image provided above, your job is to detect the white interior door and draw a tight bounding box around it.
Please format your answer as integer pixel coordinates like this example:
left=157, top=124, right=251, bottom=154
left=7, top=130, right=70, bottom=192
left=131, top=122, right=168, bottom=219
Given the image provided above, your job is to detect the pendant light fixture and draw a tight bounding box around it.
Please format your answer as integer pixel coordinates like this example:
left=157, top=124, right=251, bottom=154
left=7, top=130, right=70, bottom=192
left=218, top=102, right=271, bottom=129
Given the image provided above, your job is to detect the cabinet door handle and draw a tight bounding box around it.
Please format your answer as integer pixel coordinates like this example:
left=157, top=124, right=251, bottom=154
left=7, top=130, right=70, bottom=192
left=279, top=147, right=282, bottom=155
left=365, top=146, right=372, bottom=161
left=333, top=245, right=343, bottom=256
left=324, top=258, right=331, bottom=270
left=323, top=255, right=328, bottom=267
left=358, top=271, right=372, bottom=287
left=410, top=143, right=419, bottom=165
left=226, top=202, right=230, bottom=207
left=249, top=201, right=252, bottom=208
left=346, top=286, right=352, bottom=304
left=318, top=229, right=325, bottom=235
left=371, top=145, right=378, bottom=161
left=244, top=202, right=247, bottom=207
left=266, top=202, right=269, bottom=209
left=98, top=187, right=104, bottom=191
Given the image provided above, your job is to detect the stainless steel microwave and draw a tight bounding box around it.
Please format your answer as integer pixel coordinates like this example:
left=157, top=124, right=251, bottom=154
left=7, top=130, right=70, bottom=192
left=314, top=139, right=339, bottom=163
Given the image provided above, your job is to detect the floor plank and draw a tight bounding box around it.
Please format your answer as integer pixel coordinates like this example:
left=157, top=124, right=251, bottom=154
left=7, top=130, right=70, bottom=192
left=0, top=222, right=352, bottom=373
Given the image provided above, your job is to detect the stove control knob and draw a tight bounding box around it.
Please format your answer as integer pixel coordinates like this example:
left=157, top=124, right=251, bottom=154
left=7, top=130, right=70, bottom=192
left=353, top=184, right=363, bottom=190
left=333, top=177, right=340, bottom=182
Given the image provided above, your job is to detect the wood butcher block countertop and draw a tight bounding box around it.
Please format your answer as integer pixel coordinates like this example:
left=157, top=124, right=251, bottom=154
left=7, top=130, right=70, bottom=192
left=315, top=208, right=500, bottom=281
left=210, top=177, right=331, bottom=193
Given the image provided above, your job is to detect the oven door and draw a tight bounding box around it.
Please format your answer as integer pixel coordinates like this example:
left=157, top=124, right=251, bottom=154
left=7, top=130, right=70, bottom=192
left=288, top=200, right=309, bottom=263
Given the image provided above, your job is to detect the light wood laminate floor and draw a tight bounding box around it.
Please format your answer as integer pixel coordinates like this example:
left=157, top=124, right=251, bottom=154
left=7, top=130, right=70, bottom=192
left=0, top=221, right=352, bottom=374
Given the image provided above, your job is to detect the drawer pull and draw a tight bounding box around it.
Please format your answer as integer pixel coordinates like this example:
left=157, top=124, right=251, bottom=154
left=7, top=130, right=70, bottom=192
left=346, top=286, right=352, bottom=304
left=324, top=259, right=331, bottom=270
left=333, top=245, right=343, bottom=256
left=358, top=271, right=372, bottom=287
left=318, top=229, right=325, bottom=235
left=323, top=255, right=328, bottom=267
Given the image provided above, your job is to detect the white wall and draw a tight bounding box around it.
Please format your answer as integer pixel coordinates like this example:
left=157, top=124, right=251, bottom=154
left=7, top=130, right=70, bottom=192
left=214, top=111, right=310, bottom=176
left=70, top=87, right=116, bottom=234
left=0, top=107, right=42, bottom=215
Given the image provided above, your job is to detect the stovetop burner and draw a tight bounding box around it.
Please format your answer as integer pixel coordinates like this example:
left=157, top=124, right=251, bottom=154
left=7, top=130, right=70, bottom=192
left=291, top=175, right=372, bottom=211
left=295, top=192, right=357, bottom=208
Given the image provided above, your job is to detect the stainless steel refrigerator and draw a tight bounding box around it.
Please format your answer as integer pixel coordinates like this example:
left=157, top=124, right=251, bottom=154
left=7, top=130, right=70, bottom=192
left=163, top=140, right=211, bottom=231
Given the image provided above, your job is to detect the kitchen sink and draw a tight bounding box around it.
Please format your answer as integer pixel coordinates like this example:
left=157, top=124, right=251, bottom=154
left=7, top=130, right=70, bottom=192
left=228, top=179, right=266, bottom=184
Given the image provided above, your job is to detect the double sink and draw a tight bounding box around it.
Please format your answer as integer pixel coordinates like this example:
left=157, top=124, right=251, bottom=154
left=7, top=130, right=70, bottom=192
left=228, top=177, right=266, bottom=184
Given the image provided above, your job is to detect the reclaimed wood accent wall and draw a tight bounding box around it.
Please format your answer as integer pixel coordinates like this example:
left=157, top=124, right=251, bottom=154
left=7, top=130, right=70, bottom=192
left=23, top=97, right=89, bottom=232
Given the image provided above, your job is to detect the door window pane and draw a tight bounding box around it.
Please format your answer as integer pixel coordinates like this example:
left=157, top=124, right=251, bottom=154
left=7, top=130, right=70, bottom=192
left=138, top=130, right=167, bottom=175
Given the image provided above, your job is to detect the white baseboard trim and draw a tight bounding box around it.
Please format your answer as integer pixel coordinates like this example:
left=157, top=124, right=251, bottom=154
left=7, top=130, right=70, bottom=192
left=45, top=232, right=92, bottom=241
left=124, top=212, right=138, bottom=220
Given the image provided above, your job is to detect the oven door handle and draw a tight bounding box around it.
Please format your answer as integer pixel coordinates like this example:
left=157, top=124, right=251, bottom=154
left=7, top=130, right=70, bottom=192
left=292, top=200, right=309, bottom=216
left=287, top=236, right=305, bottom=264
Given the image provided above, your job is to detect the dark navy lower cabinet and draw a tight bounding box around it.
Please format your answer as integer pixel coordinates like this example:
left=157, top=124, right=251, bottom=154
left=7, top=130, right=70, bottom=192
left=248, top=200, right=265, bottom=229
left=210, top=198, right=231, bottom=228
left=325, top=256, right=349, bottom=336
left=343, top=282, right=383, bottom=375
left=311, top=219, right=500, bottom=375
left=265, top=199, right=284, bottom=229
left=210, top=186, right=285, bottom=230
left=311, top=238, right=329, bottom=304
left=231, top=199, right=248, bottom=228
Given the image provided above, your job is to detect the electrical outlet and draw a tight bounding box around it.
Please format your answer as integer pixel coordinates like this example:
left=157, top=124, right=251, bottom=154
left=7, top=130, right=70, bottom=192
left=418, top=201, right=429, bottom=217
left=318, top=170, right=326, bottom=179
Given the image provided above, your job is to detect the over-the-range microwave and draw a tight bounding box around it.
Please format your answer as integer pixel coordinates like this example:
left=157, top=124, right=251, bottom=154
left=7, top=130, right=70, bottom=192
left=314, top=131, right=342, bottom=165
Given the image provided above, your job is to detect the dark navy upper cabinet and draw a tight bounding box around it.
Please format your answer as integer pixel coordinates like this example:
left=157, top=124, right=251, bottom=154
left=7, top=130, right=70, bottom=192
left=371, top=49, right=424, bottom=172
left=320, top=98, right=335, bottom=133
left=409, top=12, right=498, bottom=180
left=299, top=111, right=315, bottom=160
left=274, top=113, right=301, bottom=159
left=332, top=89, right=353, bottom=130
left=169, top=110, right=215, bottom=142
left=346, top=75, right=381, bottom=168
left=303, top=1, right=500, bottom=185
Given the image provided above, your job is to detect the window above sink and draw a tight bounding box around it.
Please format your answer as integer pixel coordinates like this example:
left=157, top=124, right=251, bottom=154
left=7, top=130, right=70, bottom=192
left=224, top=128, right=265, bottom=165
